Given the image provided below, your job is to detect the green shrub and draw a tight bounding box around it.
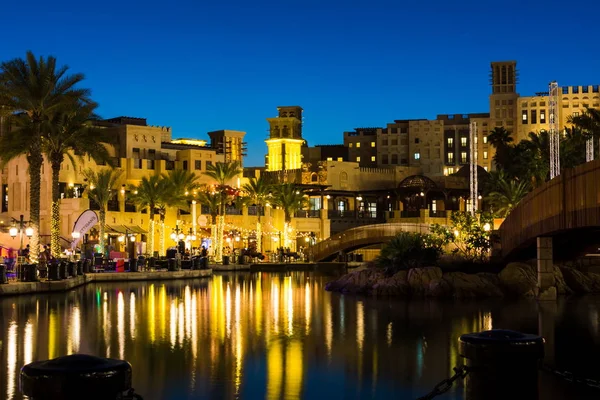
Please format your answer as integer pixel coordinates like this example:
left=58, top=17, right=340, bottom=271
left=375, top=232, right=443, bottom=276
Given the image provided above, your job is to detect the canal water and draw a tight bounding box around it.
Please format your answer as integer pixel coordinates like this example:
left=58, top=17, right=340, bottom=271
left=1, top=271, right=599, bottom=399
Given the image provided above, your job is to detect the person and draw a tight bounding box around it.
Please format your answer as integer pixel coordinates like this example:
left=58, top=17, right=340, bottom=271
left=201, top=246, right=207, bottom=257
left=21, top=244, right=30, bottom=260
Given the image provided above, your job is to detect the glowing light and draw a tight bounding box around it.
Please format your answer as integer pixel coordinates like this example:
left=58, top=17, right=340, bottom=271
left=24, top=320, right=33, bottom=365
left=25, top=226, right=33, bottom=237
left=9, top=226, right=17, bottom=237
left=7, top=321, right=17, bottom=400
left=357, top=302, right=364, bottom=352
left=71, top=307, right=81, bottom=354
left=483, top=223, right=491, bottom=232
left=454, top=230, right=460, bottom=237
left=226, top=284, right=232, bottom=337
left=170, top=300, right=177, bottom=348
left=130, top=292, right=136, bottom=340
left=71, top=231, right=80, bottom=239
left=118, top=235, right=125, bottom=243
left=117, top=292, right=125, bottom=359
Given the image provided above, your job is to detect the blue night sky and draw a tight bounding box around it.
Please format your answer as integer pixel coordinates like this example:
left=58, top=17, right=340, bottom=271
left=2, top=0, right=599, bottom=166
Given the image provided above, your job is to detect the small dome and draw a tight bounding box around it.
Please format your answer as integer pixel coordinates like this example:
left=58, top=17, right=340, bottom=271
left=398, top=175, right=437, bottom=190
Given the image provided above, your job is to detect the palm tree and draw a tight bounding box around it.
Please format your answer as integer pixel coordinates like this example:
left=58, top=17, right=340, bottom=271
left=158, top=169, right=200, bottom=255
left=0, top=52, right=92, bottom=263
left=486, top=178, right=530, bottom=218
left=271, top=183, right=308, bottom=250
left=203, top=161, right=241, bottom=262
left=569, top=107, right=600, bottom=157
left=44, top=101, right=114, bottom=256
left=487, top=127, right=514, bottom=172
left=196, top=190, right=220, bottom=257
left=83, top=168, right=122, bottom=256
left=242, top=176, right=271, bottom=253
left=129, top=175, right=165, bottom=257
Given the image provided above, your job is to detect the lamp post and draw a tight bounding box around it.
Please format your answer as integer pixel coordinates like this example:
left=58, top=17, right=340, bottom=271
left=170, top=224, right=185, bottom=254
left=10, top=214, right=33, bottom=256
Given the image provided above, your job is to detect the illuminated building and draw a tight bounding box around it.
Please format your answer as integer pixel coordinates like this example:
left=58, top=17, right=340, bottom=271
left=265, top=106, right=305, bottom=171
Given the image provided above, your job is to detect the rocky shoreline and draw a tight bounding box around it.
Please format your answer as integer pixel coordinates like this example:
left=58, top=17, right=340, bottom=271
left=325, top=262, right=600, bottom=298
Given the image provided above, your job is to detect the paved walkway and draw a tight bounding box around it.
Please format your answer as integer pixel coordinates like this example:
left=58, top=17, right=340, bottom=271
left=0, top=269, right=212, bottom=297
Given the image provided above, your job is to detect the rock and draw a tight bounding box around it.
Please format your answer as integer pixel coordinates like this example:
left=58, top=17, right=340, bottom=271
left=407, top=267, right=443, bottom=294
left=325, top=268, right=384, bottom=294
left=428, top=272, right=504, bottom=298
left=499, top=262, right=537, bottom=297
left=559, top=267, right=593, bottom=293
left=553, top=266, right=572, bottom=295
left=538, top=286, right=557, bottom=301
left=587, top=273, right=600, bottom=292
left=371, top=270, right=410, bottom=296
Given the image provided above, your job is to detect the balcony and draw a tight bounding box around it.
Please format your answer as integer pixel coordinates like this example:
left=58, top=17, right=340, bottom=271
left=225, top=207, right=242, bottom=215
left=429, top=210, right=447, bottom=218
left=400, top=210, right=420, bottom=218
left=295, top=210, right=320, bottom=218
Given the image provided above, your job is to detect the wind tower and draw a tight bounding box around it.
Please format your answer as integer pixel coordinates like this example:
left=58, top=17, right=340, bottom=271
left=265, top=106, right=304, bottom=172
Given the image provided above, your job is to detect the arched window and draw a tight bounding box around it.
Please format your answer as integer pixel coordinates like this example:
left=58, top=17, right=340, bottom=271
left=311, top=173, right=318, bottom=182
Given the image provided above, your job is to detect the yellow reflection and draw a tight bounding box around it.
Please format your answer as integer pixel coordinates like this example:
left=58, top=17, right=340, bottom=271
left=178, top=302, right=185, bottom=346
left=483, top=311, right=493, bottom=331
left=191, top=292, right=198, bottom=361
left=234, top=286, right=243, bottom=396
left=49, top=310, right=57, bottom=359
left=185, top=286, right=192, bottom=341
left=325, top=300, right=332, bottom=358
left=272, top=280, right=279, bottom=334
left=159, top=285, right=167, bottom=340
left=118, top=291, right=125, bottom=359
left=71, top=306, right=81, bottom=354
left=255, top=277, right=263, bottom=335
left=357, top=302, right=364, bottom=352
left=7, top=321, right=17, bottom=400
left=305, top=281, right=311, bottom=334
left=266, top=340, right=283, bottom=400
left=148, top=284, right=156, bottom=343
left=226, top=284, right=232, bottom=338
left=285, top=341, right=303, bottom=399
left=285, top=276, right=293, bottom=336
left=24, top=320, right=34, bottom=365
left=170, top=299, right=177, bottom=348
left=103, top=293, right=111, bottom=357
left=130, top=292, right=136, bottom=340
left=387, top=322, right=393, bottom=347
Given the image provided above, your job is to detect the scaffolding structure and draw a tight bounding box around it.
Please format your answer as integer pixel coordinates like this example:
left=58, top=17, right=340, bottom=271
left=469, top=121, right=478, bottom=216
left=587, top=136, right=594, bottom=162
left=549, top=81, right=560, bottom=179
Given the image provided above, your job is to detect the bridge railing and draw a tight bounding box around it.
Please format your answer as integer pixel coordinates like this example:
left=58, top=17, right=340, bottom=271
left=312, top=223, right=431, bottom=261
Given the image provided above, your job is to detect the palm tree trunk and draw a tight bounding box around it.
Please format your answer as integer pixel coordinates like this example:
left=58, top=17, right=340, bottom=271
left=147, top=210, right=155, bottom=257
left=27, top=150, right=43, bottom=264
left=256, top=216, right=262, bottom=253
left=216, top=215, right=224, bottom=262
left=159, top=214, right=165, bottom=257
left=50, top=160, right=61, bottom=258
left=99, top=208, right=106, bottom=255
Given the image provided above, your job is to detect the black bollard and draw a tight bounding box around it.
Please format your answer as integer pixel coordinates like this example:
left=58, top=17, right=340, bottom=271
left=20, top=354, right=133, bottom=400
left=0, top=263, right=7, bottom=284
left=459, top=329, right=544, bottom=400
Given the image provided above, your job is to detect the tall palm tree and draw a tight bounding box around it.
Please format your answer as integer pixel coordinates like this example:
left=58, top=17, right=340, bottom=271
left=158, top=169, right=200, bottom=255
left=487, top=127, right=513, bottom=172
left=44, top=101, right=114, bottom=256
left=485, top=178, right=530, bottom=218
left=83, top=168, right=122, bottom=256
left=203, top=161, right=241, bottom=262
left=271, top=183, right=308, bottom=250
left=196, top=190, right=220, bottom=257
left=0, top=51, right=92, bottom=263
left=129, top=175, right=165, bottom=257
left=242, top=176, right=271, bottom=253
left=569, top=107, right=600, bottom=157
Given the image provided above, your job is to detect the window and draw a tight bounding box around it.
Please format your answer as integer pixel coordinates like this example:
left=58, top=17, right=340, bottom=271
left=448, top=167, right=454, bottom=174
left=583, top=86, right=589, bottom=93
left=382, top=139, right=388, bottom=145
left=183, top=160, right=188, bottom=170
left=337, top=157, right=343, bottom=161
left=391, top=154, right=398, bottom=164
left=447, top=152, right=454, bottom=163
left=326, top=157, right=333, bottom=161
left=195, top=160, right=202, bottom=170
left=349, top=143, right=353, bottom=148
left=531, top=109, right=537, bottom=124
left=461, top=152, right=467, bottom=163
left=483, top=136, right=488, bottom=144
left=356, top=142, right=361, bottom=148
left=540, top=111, right=546, bottom=123
left=460, top=137, right=467, bottom=147
left=382, top=155, right=388, bottom=164
left=356, top=156, right=361, bottom=162
left=371, top=142, right=376, bottom=147
left=573, top=86, right=579, bottom=94
left=415, top=138, right=420, bottom=144
left=593, top=85, right=599, bottom=93
left=371, top=156, right=376, bottom=162
left=414, top=152, right=420, bottom=160
left=206, top=161, right=212, bottom=168
left=562, top=87, right=569, bottom=94
left=447, top=137, right=454, bottom=147
left=391, top=139, right=398, bottom=145
left=522, top=110, right=528, bottom=123
left=483, top=151, right=488, bottom=159
left=573, top=112, right=580, bottom=117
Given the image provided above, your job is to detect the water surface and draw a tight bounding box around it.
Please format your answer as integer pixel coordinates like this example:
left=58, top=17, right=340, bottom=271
left=1, top=272, right=599, bottom=399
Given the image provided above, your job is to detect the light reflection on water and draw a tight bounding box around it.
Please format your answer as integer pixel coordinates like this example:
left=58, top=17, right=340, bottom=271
left=1, top=272, right=600, bottom=399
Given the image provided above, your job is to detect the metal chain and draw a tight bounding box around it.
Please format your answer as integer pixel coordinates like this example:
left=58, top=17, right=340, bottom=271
left=541, top=363, right=600, bottom=390
left=416, top=365, right=469, bottom=400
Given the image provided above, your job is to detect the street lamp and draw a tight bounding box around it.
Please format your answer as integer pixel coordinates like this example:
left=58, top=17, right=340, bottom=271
left=10, top=214, right=33, bottom=255
left=483, top=223, right=491, bottom=232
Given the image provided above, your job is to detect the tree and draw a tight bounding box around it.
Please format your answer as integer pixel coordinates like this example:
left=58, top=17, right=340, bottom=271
left=196, top=190, right=220, bottom=257
left=203, top=161, right=241, bottom=262
left=0, top=51, right=92, bottom=263
left=487, top=127, right=513, bottom=171
left=485, top=178, right=530, bottom=218
left=271, top=183, right=308, bottom=250
left=430, top=211, right=493, bottom=262
left=242, top=176, right=271, bottom=253
left=569, top=107, right=600, bottom=157
left=83, top=168, right=122, bottom=256
left=44, top=101, right=114, bottom=257
left=375, top=232, right=443, bottom=276
left=129, top=175, right=165, bottom=257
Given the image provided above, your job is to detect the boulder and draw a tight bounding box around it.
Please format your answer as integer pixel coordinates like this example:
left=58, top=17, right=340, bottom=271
left=371, top=270, right=410, bottom=296
left=407, top=267, right=443, bottom=294
left=428, top=272, right=504, bottom=298
left=553, top=266, right=572, bottom=295
left=325, top=268, right=384, bottom=294
left=498, top=262, right=537, bottom=297
left=559, top=267, right=593, bottom=293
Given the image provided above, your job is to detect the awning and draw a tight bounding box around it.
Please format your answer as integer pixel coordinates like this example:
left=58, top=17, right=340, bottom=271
left=105, top=225, right=147, bottom=235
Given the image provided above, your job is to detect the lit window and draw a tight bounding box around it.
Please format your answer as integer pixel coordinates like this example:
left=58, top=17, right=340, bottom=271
left=371, top=142, right=376, bottom=147
left=337, top=157, right=343, bottom=161
left=460, top=137, right=467, bottom=146
left=461, top=152, right=467, bottom=163
left=483, top=136, right=488, bottom=144
left=327, top=157, right=333, bottom=161
left=522, top=110, right=528, bottom=122
left=447, top=138, right=454, bottom=147
left=371, top=156, right=376, bottom=162
left=414, top=152, right=420, bottom=160
left=573, top=112, right=580, bottom=117
left=356, top=142, right=361, bottom=148
left=356, top=156, right=361, bottom=162
left=483, top=151, right=488, bottom=159
left=447, top=152, right=454, bottom=163
left=349, top=143, right=353, bottom=148
left=448, top=167, right=454, bottom=174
